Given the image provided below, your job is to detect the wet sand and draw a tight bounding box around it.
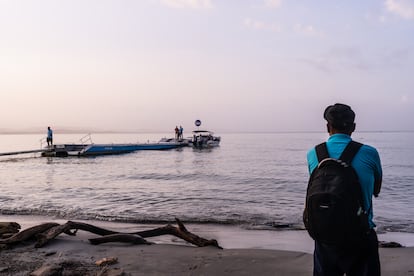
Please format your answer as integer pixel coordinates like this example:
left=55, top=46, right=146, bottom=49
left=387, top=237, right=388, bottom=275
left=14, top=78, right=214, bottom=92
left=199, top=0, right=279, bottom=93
left=1, top=215, right=414, bottom=275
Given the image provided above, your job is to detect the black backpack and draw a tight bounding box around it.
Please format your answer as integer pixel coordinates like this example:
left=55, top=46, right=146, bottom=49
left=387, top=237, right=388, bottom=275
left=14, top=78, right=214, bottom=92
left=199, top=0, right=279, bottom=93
left=303, top=141, right=370, bottom=246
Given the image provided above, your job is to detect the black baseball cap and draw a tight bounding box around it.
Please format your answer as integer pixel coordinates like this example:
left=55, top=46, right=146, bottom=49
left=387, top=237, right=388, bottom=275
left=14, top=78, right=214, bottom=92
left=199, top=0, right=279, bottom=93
left=324, top=103, right=355, bottom=130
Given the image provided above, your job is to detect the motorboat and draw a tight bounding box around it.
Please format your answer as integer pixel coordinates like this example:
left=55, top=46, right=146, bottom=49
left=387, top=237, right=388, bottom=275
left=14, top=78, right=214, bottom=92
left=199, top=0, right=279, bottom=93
left=191, top=130, right=221, bottom=148
left=158, top=137, right=191, bottom=146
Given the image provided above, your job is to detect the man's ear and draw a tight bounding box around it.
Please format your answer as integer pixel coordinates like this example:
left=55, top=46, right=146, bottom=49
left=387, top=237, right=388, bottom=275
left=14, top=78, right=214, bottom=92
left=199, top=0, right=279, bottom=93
left=326, top=123, right=331, bottom=133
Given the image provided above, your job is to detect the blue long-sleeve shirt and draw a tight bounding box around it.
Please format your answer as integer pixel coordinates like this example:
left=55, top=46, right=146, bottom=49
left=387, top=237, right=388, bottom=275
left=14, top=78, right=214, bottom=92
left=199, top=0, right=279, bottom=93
left=47, top=129, right=53, bottom=139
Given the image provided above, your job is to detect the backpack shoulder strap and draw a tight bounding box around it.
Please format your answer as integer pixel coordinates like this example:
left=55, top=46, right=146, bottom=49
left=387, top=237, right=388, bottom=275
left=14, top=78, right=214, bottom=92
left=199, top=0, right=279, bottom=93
left=339, top=141, right=363, bottom=164
left=315, top=142, right=329, bottom=163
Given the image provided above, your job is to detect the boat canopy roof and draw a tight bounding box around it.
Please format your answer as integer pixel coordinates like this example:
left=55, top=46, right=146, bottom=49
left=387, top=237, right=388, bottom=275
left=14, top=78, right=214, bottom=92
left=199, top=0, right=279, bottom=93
left=192, top=130, right=214, bottom=134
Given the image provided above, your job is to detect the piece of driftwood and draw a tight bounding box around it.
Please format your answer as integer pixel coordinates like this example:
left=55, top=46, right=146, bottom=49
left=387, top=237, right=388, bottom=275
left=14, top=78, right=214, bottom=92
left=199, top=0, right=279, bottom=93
left=35, top=221, right=120, bottom=248
left=0, top=223, right=59, bottom=245
left=90, top=218, right=222, bottom=249
left=139, top=218, right=221, bottom=248
left=379, top=241, right=403, bottom=248
left=0, top=222, right=21, bottom=236
left=95, top=257, right=118, bottom=266
left=89, top=234, right=152, bottom=245
left=0, top=219, right=222, bottom=250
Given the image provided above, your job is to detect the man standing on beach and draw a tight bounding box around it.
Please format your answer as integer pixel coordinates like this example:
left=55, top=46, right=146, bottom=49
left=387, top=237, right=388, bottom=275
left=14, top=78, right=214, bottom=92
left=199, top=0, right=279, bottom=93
left=306, top=103, right=383, bottom=275
left=46, top=126, right=53, bottom=147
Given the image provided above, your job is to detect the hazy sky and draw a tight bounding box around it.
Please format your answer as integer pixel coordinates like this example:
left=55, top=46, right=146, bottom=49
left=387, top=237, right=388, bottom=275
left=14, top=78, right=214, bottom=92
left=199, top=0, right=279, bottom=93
left=1, top=0, right=413, bottom=133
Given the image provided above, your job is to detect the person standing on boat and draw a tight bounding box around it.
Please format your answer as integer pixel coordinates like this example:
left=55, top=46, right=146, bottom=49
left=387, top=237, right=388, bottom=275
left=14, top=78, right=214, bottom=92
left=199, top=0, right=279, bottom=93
left=175, top=126, right=179, bottom=140
left=46, top=126, right=53, bottom=147
left=179, top=125, right=184, bottom=140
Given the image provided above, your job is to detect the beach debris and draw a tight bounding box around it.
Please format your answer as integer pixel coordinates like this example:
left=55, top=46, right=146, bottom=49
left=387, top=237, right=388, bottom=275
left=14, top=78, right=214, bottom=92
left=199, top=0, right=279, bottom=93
left=90, top=218, right=222, bottom=248
left=0, top=218, right=222, bottom=250
left=95, top=257, right=118, bottom=266
left=89, top=233, right=153, bottom=245
left=30, top=260, right=101, bottom=276
left=0, top=223, right=59, bottom=246
left=44, top=251, right=57, bottom=256
left=0, top=222, right=21, bottom=237
left=34, top=221, right=118, bottom=248
left=30, top=263, right=62, bottom=276
left=379, top=241, right=403, bottom=248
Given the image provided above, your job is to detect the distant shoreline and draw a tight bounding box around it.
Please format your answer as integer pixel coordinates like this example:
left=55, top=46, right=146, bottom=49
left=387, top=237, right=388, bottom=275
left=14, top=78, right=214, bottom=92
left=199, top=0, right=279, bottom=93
left=1, top=130, right=414, bottom=135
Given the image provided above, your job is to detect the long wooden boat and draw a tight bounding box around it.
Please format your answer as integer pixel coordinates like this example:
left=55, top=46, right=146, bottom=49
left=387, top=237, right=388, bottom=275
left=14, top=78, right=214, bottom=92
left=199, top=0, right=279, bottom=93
left=41, top=142, right=184, bottom=157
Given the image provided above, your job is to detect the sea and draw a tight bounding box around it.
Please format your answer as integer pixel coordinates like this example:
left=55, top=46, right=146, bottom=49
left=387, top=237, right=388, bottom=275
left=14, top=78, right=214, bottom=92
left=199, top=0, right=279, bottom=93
left=0, top=131, right=413, bottom=235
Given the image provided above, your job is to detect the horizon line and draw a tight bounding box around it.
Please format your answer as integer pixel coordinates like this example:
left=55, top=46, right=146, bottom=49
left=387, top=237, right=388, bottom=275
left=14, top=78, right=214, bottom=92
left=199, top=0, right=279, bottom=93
left=1, top=129, right=413, bottom=135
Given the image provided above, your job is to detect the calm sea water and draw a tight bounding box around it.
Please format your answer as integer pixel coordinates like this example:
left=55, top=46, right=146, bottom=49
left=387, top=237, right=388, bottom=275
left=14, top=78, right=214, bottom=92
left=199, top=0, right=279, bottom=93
left=0, top=132, right=413, bottom=233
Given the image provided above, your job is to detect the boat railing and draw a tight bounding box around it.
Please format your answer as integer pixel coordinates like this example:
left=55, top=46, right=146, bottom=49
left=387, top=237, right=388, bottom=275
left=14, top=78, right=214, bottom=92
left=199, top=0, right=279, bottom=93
left=39, top=137, right=47, bottom=149
left=79, top=133, right=93, bottom=145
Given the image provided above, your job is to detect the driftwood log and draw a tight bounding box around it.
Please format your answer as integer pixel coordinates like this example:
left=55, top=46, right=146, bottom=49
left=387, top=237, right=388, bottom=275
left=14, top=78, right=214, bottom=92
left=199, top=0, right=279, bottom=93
left=0, top=222, right=21, bottom=237
left=89, top=234, right=152, bottom=245
left=0, top=218, right=222, bottom=249
left=90, top=218, right=221, bottom=248
left=0, top=223, right=59, bottom=246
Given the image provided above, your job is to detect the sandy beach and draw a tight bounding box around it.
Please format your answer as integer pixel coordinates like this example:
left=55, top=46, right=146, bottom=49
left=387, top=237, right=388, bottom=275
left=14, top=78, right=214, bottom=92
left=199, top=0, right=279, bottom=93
left=1, top=215, right=414, bottom=275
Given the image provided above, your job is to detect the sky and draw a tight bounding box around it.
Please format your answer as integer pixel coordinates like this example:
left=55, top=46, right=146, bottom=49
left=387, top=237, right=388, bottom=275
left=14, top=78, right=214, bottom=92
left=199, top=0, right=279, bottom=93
left=1, top=0, right=413, bottom=133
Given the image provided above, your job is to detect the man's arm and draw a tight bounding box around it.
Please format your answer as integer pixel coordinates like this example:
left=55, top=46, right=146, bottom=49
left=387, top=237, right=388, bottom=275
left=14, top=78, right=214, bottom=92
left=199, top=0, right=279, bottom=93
left=374, top=177, right=382, bottom=197
left=372, top=148, right=382, bottom=197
